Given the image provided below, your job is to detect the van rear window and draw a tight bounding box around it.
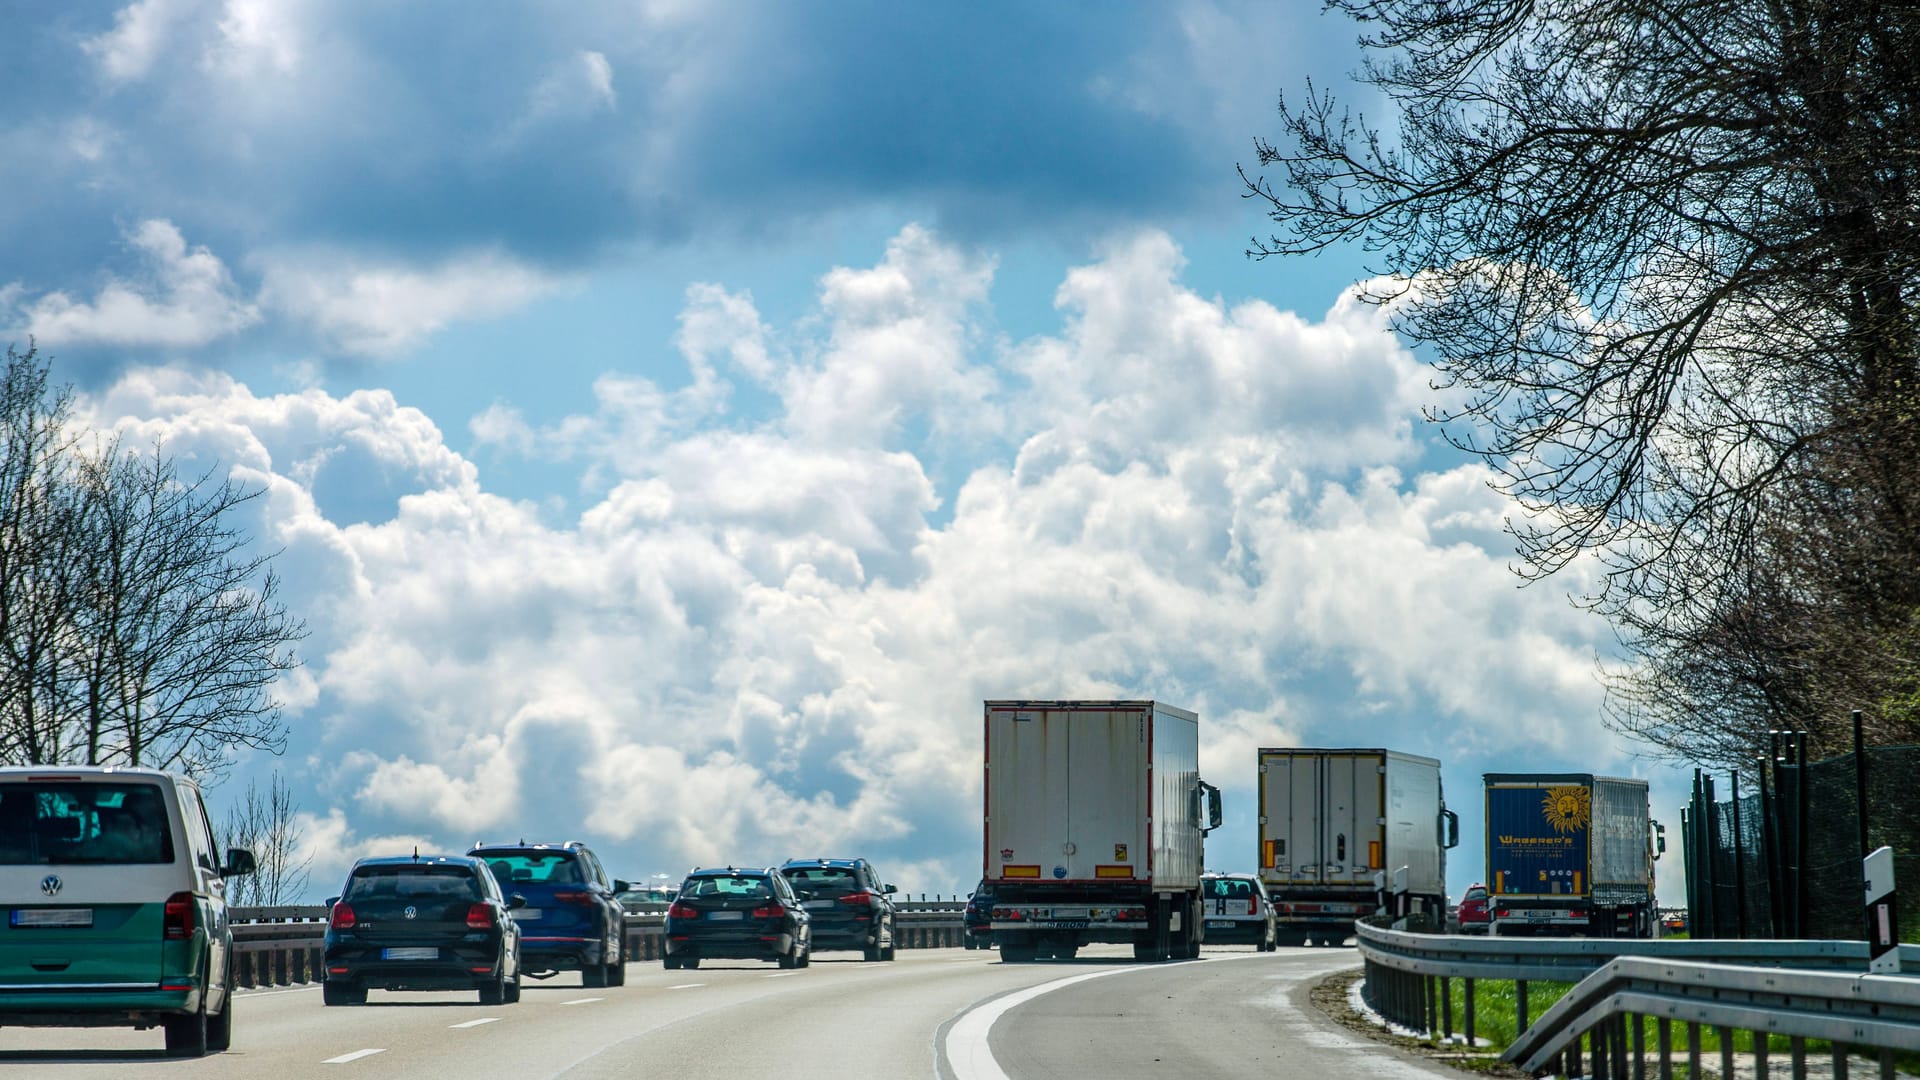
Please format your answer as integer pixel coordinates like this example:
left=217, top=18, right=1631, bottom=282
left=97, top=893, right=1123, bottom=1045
left=0, top=782, right=176, bottom=865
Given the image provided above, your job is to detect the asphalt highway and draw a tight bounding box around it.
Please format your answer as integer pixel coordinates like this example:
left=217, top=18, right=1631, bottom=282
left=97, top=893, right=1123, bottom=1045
left=0, top=945, right=1466, bottom=1079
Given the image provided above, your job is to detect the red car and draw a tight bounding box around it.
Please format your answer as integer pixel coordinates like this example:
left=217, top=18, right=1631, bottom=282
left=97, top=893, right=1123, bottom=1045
left=1457, top=884, right=1491, bottom=934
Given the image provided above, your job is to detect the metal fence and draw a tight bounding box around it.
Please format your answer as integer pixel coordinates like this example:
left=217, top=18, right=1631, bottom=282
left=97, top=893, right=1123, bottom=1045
left=228, top=901, right=967, bottom=989
left=1684, top=732, right=1920, bottom=941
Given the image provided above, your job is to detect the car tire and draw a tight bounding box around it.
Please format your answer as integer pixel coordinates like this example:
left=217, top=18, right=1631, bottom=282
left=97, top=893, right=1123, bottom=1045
left=798, top=945, right=811, bottom=968
left=504, top=976, right=521, bottom=1004
left=862, top=943, right=882, bottom=962
left=582, top=964, right=607, bottom=988
left=778, top=944, right=799, bottom=970
left=322, top=981, right=365, bottom=1006
left=479, top=978, right=506, bottom=1006
left=206, top=988, right=233, bottom=1052
left=608, top=959, right=626, bottom=986
left=684, top=957, right=699, bottom=970
left=162, top=995, right=209, bottom=1057
left=663, top=955, right=682, bottom=970
left=883, top=943, right=896, bottom=961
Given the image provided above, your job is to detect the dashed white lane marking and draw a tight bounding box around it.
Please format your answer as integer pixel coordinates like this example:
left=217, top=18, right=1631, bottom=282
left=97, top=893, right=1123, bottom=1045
left=667, top=983, right=704, bottom=990
left=560, top=997, right=603, bottom=1006
left=765, top=971, right=801, bottom=978
left=450, top=1017, right=500, bottom=1028
left=240, top=984, right=323, bottom=997
left=322, top=1048, right=386, bottom=1064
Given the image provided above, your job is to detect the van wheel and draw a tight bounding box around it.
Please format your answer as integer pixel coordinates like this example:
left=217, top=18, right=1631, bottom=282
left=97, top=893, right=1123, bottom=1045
left=503, top=976, right=521, bottom=1004
left=162, top=998, right=209, bottom=1057
left=206, top=990, right=232, bottom=1052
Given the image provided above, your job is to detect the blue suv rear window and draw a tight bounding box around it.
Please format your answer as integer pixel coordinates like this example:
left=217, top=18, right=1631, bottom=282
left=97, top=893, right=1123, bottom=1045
left=479, top=852, right=584, bottom=886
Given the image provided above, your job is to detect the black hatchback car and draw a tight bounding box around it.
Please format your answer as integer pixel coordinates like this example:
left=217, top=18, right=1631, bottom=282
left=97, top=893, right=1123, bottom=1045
left=663, top=867, right=811, bottom=970
left=963, top=880, right=994, bottom=949
left=470, top=841, right=629, bottom=986
left=777, top=858, right=896, bottom=961
left=322, top=854, right=524, bottom=1006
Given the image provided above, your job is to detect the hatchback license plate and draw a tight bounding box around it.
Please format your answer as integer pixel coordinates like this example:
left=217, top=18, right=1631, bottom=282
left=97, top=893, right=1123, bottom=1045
left=383, top=947, right=438, bottom=960
left=706, top=910, right=744, bottom=921
left=11, top=908, right=91, bottom=928
left=1205, top=920, right=1236, bottom=930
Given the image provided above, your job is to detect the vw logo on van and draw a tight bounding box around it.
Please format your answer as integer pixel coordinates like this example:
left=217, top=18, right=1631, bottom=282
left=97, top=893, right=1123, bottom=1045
left=40, top=875, right=61, bottom=897
left=404, top=906, right=417, bottom=920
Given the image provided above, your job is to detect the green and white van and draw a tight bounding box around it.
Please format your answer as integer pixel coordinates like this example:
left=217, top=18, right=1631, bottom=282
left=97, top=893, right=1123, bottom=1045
left=0, top=765, right=256, bottom=1056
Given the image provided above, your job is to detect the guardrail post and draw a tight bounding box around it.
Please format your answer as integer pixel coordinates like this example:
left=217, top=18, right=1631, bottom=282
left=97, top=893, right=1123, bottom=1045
left=1568, top=1027, right=1582, bottom=1078
left=1656, top=1017, right=1671, bottom=1080
left=1423, top=974, right=1436, bottom=1039
left=1463, top=977, right=1475, bottom=1045
left=1754, top=1031, right=1769, bottom=1078
left=1718, top=1025, right=1734, bottom=1079
left=1791, top=1035, right=1806, bottom=1078
left=1880, top=1047, right=1895, bottom=1080
left=1612, top=1014, right=1628, bottom=1079
left=1440, top=976, right=1452, bottom=1040
left=1833, top=1041, right=1850, bottom=1079
left=1515, top=979, right=1527, bottom=1033
left=1631, top=1013, right=1645, bottom=1080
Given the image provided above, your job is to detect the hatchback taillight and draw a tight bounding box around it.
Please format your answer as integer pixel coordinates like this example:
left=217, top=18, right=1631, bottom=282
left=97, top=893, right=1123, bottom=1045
left=668, top=902, right=700, bottom=920
left=466, top=903, right=494, bottom=930
left=163, top=892, right=195, bottom=940
left=752, top=904, right=784, bottom=918
left=330, top=902, right=357, bottom=930
left=838, top=890, right=874, bottom=906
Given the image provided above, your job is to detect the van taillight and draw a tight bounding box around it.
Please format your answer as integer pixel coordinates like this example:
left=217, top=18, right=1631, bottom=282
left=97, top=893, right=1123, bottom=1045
left=554, top=890, right=595, bottom=905
left=466, top=903, right=494, bottom=929
left=164, top=892, right=195, bottom=940
left=1248, top=897, right=1257, bottom=915
left=330, top=902, right=357, bottom=930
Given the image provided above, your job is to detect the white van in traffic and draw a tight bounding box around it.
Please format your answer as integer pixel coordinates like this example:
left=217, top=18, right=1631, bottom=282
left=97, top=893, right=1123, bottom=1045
left=0, top=766, right=256, bottom=1056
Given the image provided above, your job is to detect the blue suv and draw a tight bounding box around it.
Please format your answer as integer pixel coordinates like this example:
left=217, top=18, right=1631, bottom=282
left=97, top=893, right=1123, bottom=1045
left=469, top=841, right=628, bottom=986
left=777, top=858, right=896, bottom=961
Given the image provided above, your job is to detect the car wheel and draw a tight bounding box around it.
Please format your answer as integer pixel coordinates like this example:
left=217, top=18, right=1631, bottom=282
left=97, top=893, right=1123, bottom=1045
left=883, top=943, right=897, bottom=961
left=663, top=955, right=681, bottom=970
left=205, top=985, right=233, bottom=1052
left=608, top=959, right=626, bottom=986
left=862, top=943, right=883, bottom=962
left=778, top=944, right=799, bottom=970
left=162, top=993, right=209, bottom=1057
left=684, top=957, right=700, bottom=970
left=479, top=978, right=506, bottom=1006
left=798, top=945, right=811, bottom=968
left=581, top=964, right=607, bottom=988
left=504, top=976, right=521, bottom=1004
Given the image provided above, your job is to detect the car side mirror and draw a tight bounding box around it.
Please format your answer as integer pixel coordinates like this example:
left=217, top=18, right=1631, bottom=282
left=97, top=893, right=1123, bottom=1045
left=883, top=884, right=897, bottom=895
left=613, top=879, right=632, bottom=893
left=1442, top=809, right=1460, bottom=849
left=325, top=896, right=341, bottom=908
left=508, top=893, right=528, bottom=910
left=221, top=847, right=258, bottom=877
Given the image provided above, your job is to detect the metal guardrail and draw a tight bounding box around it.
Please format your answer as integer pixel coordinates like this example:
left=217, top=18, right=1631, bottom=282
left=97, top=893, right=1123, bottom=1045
left=1355, top=919, right=1920, bottom=1076
left=226, top=903, right=967, bottom=989
left=1503, top=957, right=1920, bottom=1079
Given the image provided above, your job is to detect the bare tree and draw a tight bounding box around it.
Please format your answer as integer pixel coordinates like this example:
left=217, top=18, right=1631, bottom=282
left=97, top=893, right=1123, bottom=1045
left=1244, top=0, right=1920, bottom=767
left=0, top=344, right=307, bottom=778
left=220, top=771, right=311, bottom=907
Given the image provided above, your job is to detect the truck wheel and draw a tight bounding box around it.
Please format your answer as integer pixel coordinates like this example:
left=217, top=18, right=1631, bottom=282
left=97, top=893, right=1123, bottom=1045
left=1133, top=941, right=1166, bottom=961
left=1000, top=940, right=1038, bottom=963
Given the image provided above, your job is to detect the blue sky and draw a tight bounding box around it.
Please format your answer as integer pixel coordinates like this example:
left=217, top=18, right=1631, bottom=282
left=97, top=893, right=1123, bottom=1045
left=3, top=1, right=1692, bottom=903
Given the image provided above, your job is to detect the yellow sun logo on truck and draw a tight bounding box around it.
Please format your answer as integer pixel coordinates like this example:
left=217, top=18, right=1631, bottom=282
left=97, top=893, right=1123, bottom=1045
left=1540, top=786, right=1591, bottom=834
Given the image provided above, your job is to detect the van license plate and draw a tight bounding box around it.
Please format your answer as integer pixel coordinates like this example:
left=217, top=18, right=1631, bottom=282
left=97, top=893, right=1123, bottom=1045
left=509, top=909, right=542, bottom=920
left=1206, top=920, right=1236, bottom=930
left=383, top=947, right=438, bottom=960
left=12, top=908, right=91, bottom=928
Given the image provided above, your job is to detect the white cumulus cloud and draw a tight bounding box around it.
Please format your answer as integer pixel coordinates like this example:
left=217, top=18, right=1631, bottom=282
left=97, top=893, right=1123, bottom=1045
left=10, top=219, right=260, bottom=348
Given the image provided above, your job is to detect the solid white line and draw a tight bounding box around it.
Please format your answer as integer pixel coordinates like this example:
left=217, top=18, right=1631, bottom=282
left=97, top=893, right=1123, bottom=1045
left=944, top=968, right=1144, bottom=1080
left=322, top=1048, right=386, bottom=1064
left=239, top=984, right=323, bottom=997
left=559, top=997, right=603, bottom=1006
left=667, top=983, right=704, bottom=990
left=450, top=1017, right=500, bottom=1028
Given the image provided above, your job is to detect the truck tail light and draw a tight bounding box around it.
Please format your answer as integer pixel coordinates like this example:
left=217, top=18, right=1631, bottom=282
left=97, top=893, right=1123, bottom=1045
left=466, top=903, right=495, bottom=929
left=329, top=902, right=356, bottom=930
left=163, top=893, right=196, bottom=940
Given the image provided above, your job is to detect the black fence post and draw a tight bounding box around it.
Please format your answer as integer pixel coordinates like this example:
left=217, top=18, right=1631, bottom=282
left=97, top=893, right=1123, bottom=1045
left=1731, top=770, right=1747, bottom=939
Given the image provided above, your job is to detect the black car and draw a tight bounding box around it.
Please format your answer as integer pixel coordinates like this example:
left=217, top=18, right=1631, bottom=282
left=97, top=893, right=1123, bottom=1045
left=663, top=867, right=811, bottom=970
left=470, top=841, right=629, bottom=986
left=322, top=854, right=524, bottom=1006
left=777, top=858, right=896, bottom=961
left=963, top=880, right=994, bottom=949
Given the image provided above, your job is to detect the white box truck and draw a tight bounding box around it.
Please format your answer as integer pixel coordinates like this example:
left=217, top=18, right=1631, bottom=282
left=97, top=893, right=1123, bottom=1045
left=1257, top=747, right=1459, bottom=944
left=1484, top=772, right=1664, bottom=937
left=984, top=700, right=1222, bottom=962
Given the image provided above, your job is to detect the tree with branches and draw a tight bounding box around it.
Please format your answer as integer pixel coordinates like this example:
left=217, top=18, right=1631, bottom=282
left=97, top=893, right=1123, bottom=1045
left=1244, top=0, right=1920, bottom=768
left=0, top=344, right=307, bottom=777
left=220, top=770, right=312, bottom=907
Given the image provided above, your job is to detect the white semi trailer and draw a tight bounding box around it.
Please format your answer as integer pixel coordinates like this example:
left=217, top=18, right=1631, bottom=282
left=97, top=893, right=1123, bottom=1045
left=983, top=700, right=1222, bottom=962
left=1256, top=747, right=1459, bottom=944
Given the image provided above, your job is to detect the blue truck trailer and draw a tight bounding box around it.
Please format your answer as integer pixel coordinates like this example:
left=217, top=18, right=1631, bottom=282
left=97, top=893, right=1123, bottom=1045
left=1484, top=773, right=1664, bottom=938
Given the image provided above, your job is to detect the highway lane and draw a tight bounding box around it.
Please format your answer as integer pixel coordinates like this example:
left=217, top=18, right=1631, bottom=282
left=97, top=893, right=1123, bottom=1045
left=0, top=946, right=1463, bottom=1079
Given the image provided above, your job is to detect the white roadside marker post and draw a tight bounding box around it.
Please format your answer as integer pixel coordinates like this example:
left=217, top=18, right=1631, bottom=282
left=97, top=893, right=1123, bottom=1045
left=1865, top=845, right=1900, bottom=974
